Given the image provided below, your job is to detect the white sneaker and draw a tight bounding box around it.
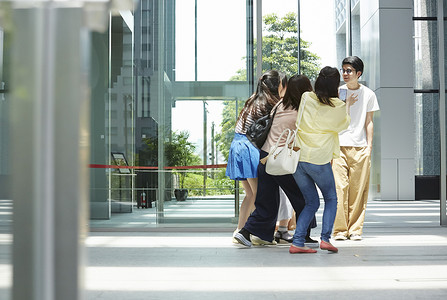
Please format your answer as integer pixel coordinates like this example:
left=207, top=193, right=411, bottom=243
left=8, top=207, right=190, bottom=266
left=350, top=234, right=362, bottom=241
left=232, top=229, right=239, bottom=244
left=334, top=233, right=348, bottom=241
left=234, top=232, right=252, bottom=247
left=251, top=235, right=277, bottom=246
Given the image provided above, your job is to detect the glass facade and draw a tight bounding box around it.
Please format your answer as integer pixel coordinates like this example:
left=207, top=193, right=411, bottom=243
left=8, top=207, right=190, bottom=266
left=87, top=0, right=336, bottom=228
left=413, top=0, right=447, bottom=220
left=89, top=0, right=254, bottom=227
left=0, top=1, right=443, bottom=230
left=335, top=0, right=360, bottom=64
left=414, top=0, right=442, bottom=177
left=0, top=13, right=11, bottom=300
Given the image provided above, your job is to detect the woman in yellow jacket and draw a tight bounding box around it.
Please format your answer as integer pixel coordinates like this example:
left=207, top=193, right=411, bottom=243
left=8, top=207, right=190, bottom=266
left=289, top=67, right=358, bottom=254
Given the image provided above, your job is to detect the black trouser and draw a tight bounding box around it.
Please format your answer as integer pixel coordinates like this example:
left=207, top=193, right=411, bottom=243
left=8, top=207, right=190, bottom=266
left=244, top=151, right=315, bottom=242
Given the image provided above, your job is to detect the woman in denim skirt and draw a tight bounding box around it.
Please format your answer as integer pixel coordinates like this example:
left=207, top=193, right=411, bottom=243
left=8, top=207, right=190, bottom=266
left=226, top=70, right=286, bottom=239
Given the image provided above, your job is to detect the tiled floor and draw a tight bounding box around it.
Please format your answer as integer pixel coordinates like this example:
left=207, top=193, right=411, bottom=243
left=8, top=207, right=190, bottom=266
left=85, top=200, right=447, bottom=300
left=1, top=199, right=447, bottom=299
left=90, top=196, right=239, bottom=229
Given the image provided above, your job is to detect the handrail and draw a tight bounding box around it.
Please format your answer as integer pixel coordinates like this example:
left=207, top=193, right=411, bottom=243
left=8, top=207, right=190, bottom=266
left=89, top=163, right=227, bottom=170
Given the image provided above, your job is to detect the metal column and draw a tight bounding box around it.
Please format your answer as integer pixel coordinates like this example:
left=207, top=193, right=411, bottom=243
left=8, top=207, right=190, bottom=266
left=10, top=5, right=89, bottom=300
left=157, top=0, right=166, bottom=220
left=345, top=0, right=352, bottom=56
left=297, top=0, right=301, bottom=74
left=7, top=0, right=122, bottom=298
left=437, top=0, right=447, bottom=225
left=256, top=0, right=262, bottom=79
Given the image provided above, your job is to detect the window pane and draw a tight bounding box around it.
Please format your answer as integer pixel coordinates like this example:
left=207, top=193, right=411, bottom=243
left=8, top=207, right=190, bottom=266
left=262, top=1, right=299, bottom=76
left=415, top=93, right=440, bottom=176
left=445, top=21, right=447, bottom=88
left=0, top=24, right=12, bottom=299
left=262, top=0, right=331, bottom=78
left=351, top=0, right=360, bottom=8
left=414, top=20, right=439, bottom=90
left=176, top=0, right=247, bottom=81
left=302, top=0, right=337, bottom=76
left=175, top=0, right=195, bottom=81
left=414, top=0, right=437, bottom=18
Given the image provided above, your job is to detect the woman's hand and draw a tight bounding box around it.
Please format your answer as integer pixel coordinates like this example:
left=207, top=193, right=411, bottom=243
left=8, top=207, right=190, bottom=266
left=345, top=93, right=358, bottom=114
left=346, top=93, right=358, bottom=107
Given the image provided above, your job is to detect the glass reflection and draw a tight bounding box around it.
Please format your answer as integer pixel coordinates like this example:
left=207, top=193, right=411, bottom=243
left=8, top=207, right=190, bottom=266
left=414, top=20, right=439, bottom=90
left=415, top=93, right=440, bottom=176
left=89, top=0, right=337, bottom=227
left=414, top=0, right=438, bottom=17
left=0, top=22, right=11, bottom=299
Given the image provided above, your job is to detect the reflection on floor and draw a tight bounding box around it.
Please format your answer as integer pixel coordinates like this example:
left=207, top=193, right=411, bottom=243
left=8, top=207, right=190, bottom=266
left=0, top=199, right=12, bottom=233
left=1, top=199, right=447, bottom=299
left=90, top=197, right=443, bottom=230
left=91, top=195, right=238, bottom=229
left=85, top=199, right=447, bottom=300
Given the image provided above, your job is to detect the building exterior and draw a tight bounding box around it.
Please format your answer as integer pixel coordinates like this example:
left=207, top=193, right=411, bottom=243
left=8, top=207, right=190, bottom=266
left=335, top=0, right=415, bottom=200
left=335, top=0, right=445, bottom=204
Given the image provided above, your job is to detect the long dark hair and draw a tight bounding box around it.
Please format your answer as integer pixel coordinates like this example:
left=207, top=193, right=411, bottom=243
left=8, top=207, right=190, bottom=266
left=314, top=66, right=340, bottom=107
left=238, top=70, right=281, bottom=127
left=282, top=75, right=313, bottom=111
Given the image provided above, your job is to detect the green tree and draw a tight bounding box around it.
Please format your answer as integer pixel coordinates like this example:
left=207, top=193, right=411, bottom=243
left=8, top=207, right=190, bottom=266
left=216, top=100, right=241, bottom=160
left=165, top=131, right=201, bottom=188
left=138, top=130, right=201, bottom=189
left=263, top=12, right=320, bottom=79
left=217, top=12, right=321, bottom=160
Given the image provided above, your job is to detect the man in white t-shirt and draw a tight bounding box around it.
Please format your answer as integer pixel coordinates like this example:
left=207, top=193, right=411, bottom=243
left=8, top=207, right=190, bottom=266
left=332, top=56, right=380, bottom=241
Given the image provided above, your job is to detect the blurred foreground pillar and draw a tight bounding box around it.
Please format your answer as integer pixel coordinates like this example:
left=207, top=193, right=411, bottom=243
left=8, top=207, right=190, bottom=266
left=0, top=1, right=133, bottom=299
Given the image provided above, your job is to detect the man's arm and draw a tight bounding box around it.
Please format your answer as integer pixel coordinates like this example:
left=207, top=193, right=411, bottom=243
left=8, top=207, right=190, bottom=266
left=365, top=111, right=374, bottom=155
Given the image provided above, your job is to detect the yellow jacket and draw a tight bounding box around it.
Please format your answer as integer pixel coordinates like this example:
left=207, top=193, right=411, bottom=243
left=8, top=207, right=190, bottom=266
left=295, top=91, right=350, bottom=165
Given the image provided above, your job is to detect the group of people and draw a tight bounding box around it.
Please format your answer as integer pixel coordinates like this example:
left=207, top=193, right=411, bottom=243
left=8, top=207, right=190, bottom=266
left=225, top=56, right=380, bottom=254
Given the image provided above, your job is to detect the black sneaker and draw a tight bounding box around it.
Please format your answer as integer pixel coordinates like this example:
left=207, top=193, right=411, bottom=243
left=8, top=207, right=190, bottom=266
left=234, top=232, right=252, bottom=247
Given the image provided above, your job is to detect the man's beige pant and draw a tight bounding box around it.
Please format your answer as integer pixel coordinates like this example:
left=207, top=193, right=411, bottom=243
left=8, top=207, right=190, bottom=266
left=332, top=146, right=371, bottom=237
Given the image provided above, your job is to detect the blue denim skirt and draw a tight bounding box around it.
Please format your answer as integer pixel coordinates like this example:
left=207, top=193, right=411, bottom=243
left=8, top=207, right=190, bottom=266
left=225, top=133, right=260, bottom=180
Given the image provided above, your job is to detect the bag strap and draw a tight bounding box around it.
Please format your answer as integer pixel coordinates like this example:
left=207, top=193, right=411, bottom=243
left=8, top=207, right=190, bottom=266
left=270, top=99, right=282, bottom=119
left=292, top=96, right=307, bottom=148
left=296, top=96, right=307, bottom=128
left=271, top=106, right=278, bottom=119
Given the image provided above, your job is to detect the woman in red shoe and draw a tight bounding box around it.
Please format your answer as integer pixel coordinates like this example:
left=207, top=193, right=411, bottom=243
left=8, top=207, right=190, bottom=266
left=289, top=67, right=357, bottom=254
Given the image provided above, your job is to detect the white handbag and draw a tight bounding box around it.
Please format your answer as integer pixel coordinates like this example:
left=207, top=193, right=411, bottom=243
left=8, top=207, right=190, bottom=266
left=260, top=97, right=306, bottom=176
left=263, top=128, right=300, bottom=175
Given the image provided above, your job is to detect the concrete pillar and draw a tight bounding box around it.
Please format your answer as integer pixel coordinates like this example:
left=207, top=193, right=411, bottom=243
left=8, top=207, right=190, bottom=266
left=360, top=0, right=414, bottom=200
left=6, top=0, right=132, bottom=298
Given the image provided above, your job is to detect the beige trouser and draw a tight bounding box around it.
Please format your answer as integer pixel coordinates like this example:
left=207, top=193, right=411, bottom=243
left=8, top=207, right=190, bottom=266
left=332, top=146, right=371, bottom=237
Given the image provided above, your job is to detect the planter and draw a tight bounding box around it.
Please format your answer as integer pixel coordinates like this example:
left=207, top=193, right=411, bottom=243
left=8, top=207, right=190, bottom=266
left=174, top=189, right=188, bottom=201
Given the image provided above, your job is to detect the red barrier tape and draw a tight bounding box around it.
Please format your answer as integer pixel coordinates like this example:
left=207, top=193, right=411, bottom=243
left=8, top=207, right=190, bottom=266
left=89, top=163, right=227, bottom=170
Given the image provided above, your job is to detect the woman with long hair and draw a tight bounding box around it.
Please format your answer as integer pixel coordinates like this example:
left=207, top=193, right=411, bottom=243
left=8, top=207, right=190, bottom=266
left=234, top=74, right=315, bottom=246
left=289, top=67, right=358, bottom=254
left=226, top=70, right=286, bottom=238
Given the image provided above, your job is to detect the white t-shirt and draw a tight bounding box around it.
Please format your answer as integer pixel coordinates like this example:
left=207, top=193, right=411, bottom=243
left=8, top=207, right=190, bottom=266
left=338, top=84, right=380, bottom=147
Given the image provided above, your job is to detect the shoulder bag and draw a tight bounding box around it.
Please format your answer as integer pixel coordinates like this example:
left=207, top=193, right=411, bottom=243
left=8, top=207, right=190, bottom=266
left=246, top=102, right=280, bottom=149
